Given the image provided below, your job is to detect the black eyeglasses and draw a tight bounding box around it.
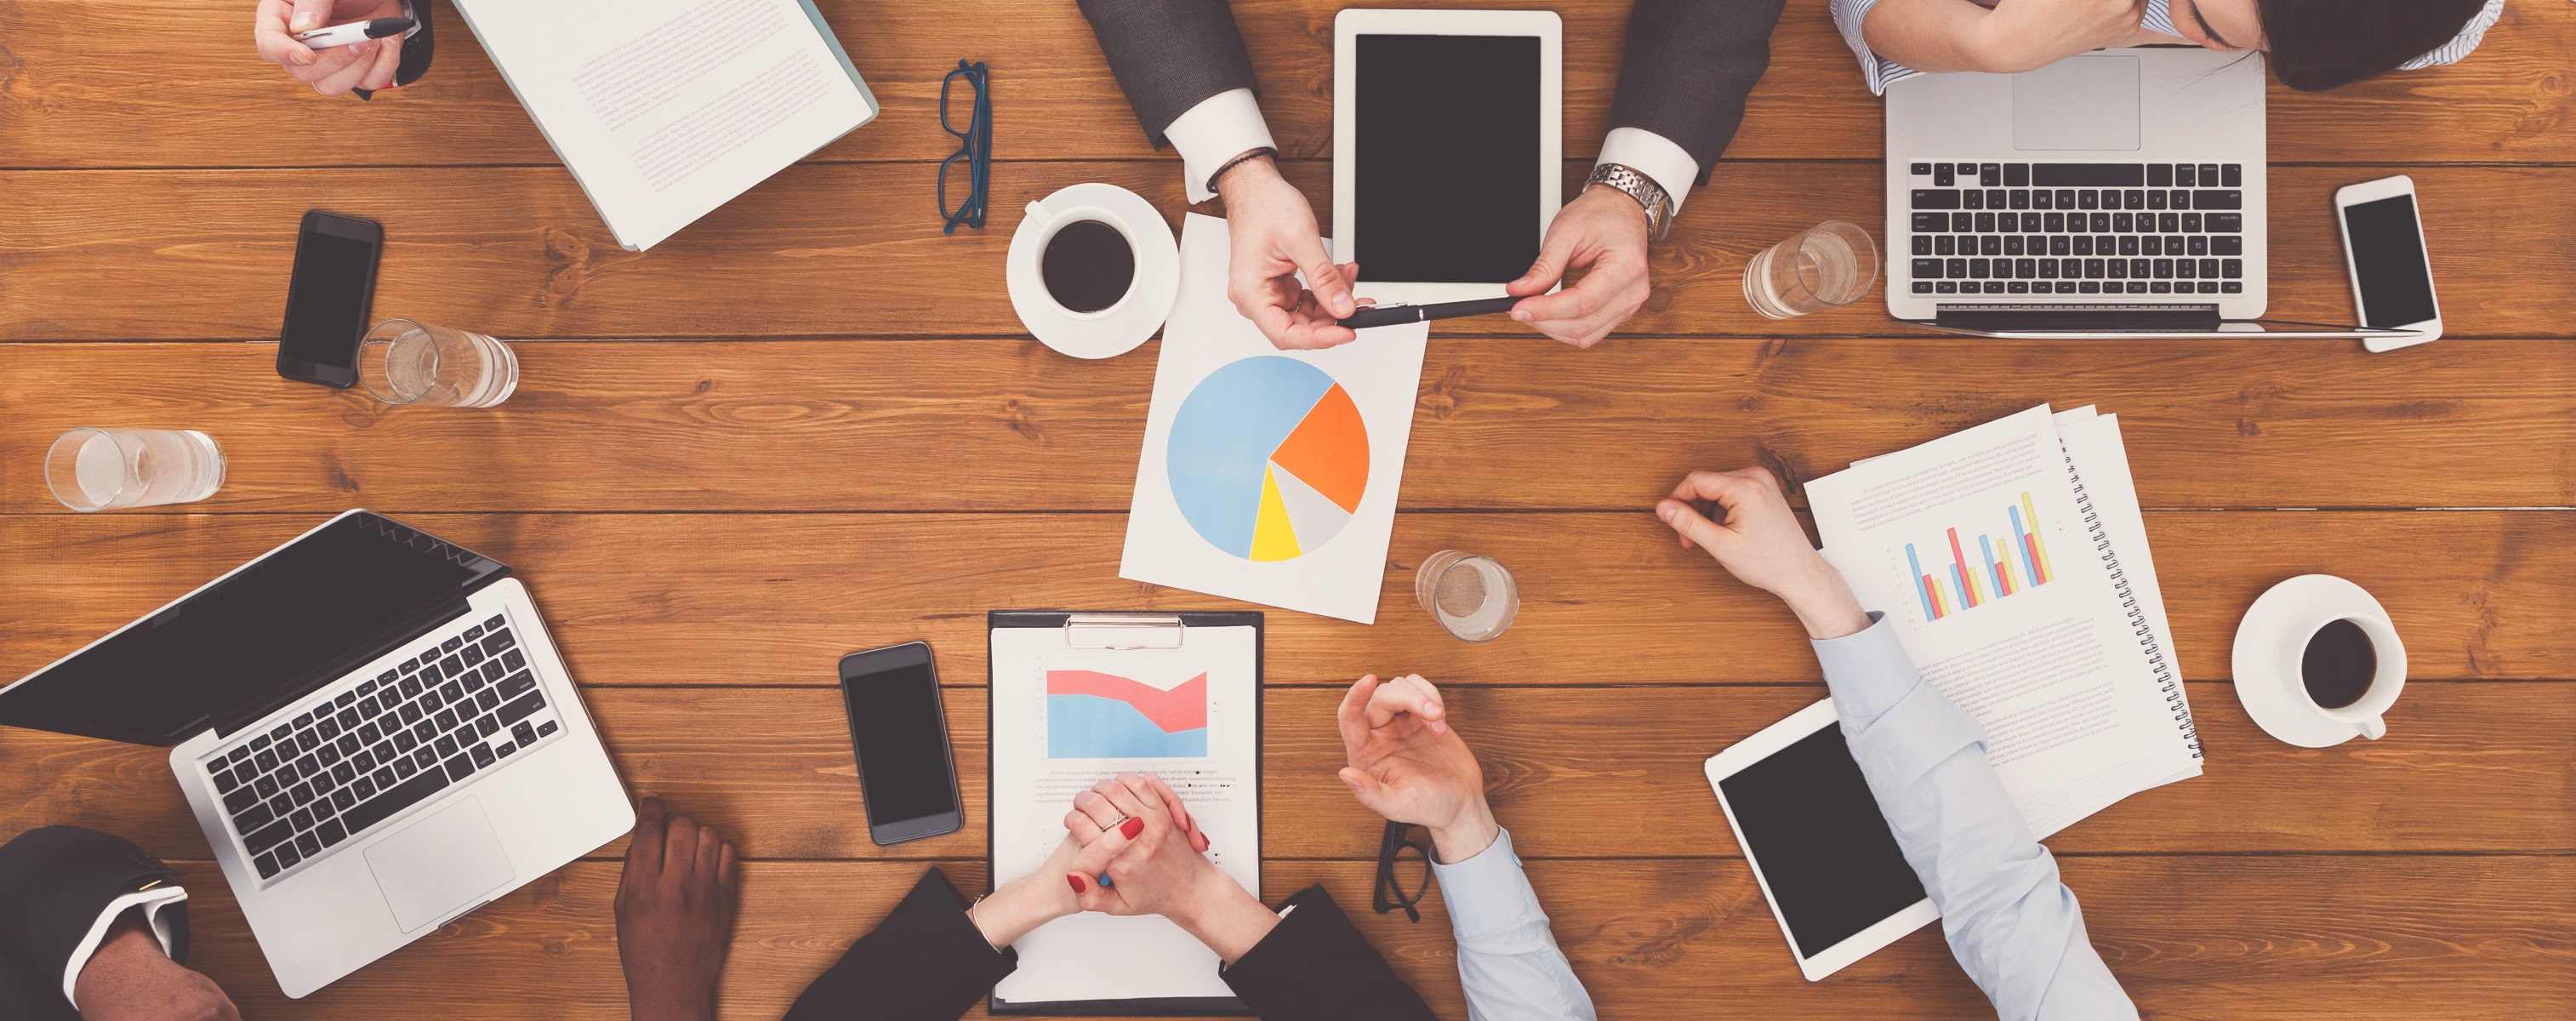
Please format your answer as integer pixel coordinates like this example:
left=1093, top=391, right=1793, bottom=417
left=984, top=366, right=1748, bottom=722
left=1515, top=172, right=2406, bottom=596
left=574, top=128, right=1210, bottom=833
left=1373, top=820, right=1432, bottom=922
left=939, top=60, right=991, bottom=235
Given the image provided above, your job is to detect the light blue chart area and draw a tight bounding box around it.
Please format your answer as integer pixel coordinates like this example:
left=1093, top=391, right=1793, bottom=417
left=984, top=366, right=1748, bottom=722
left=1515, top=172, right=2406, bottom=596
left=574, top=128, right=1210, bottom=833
left=1166, top=356, right=1339, bottom=557
left=1047, top=695, right=1210, bottom=758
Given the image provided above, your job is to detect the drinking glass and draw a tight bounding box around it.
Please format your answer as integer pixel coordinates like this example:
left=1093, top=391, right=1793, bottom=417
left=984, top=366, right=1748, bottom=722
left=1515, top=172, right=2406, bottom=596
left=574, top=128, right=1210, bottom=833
left=45, top=428, right=226, bottom=511
left=359, top=319, right=520, bottom=408
left=1415, top=550, right=1519, bottom=642
left=1743, top=220, right=1879, bottom=318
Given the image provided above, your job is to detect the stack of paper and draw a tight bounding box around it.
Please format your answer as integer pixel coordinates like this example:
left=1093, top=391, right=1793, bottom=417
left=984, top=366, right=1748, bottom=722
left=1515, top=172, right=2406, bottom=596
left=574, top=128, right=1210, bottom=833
left=1809, top=405, right=2201, bottom=839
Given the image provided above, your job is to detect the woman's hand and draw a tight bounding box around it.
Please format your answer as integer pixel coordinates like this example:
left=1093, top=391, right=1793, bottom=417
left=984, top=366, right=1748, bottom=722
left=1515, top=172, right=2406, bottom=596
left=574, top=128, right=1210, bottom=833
left=971, top=831, right=1123, bottom=949
left=1656, top=467, right=1873, bottom=641
left=254, top=0, right=407, bottom=95
left=1065, top=773, right=1277, bottom=961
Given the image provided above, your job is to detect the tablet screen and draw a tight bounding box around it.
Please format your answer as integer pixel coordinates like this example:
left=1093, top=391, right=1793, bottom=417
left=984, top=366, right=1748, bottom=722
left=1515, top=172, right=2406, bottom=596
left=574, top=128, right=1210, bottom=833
left=1718, top=722, right=1929, bottom=959
left=1354, top=34, right=1541, bottom=283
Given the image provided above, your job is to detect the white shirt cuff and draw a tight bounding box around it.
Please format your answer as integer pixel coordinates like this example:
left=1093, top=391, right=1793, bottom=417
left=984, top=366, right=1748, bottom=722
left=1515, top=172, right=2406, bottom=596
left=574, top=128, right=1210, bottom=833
left=63, top=885, right=189, bottom=1010
left=1164, top=88, right=1277, bottom=204
left=1597, top=128, right=1701, bottom=216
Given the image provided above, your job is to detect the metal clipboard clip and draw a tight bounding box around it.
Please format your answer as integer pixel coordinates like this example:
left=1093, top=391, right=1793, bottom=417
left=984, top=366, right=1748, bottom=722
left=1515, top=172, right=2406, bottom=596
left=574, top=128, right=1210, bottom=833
left=1063, top=613, right=1186, bottom=650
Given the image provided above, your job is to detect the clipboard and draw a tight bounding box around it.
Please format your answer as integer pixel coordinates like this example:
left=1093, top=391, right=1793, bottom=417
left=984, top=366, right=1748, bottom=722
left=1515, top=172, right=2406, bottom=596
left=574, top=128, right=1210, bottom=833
left=987, top=612, right=1264, bottom=1016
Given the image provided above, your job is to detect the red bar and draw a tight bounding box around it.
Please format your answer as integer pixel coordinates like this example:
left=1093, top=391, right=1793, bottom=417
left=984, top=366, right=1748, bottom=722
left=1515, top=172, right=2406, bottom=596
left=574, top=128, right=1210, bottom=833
left=2022, top=531, right=2048, bottom=585
left=1947, top=528, right=1978, bottom=607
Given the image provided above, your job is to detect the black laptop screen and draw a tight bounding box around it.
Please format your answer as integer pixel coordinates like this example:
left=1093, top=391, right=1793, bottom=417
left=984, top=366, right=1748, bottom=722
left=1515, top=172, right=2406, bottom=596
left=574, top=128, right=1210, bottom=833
left=0, top=513, right=503, bottom=746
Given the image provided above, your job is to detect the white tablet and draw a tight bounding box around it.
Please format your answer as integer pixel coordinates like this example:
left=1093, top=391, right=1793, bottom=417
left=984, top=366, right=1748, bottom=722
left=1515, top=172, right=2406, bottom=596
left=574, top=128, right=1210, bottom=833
left=1332, top=9, right=1561, bottom=305
left=1703, top=699, right=1940, bottom=981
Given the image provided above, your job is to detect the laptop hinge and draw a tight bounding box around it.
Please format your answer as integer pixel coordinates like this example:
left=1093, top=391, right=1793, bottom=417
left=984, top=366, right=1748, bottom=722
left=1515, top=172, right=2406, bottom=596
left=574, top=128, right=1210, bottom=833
left=1934, top=303, right=2222, bottom=333
left=208, top=595, right=476, bottom=739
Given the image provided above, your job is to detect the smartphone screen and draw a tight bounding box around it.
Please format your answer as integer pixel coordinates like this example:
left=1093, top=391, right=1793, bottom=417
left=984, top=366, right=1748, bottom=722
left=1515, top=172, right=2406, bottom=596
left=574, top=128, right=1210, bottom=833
left=278, top=213, right=381, bottom=387
left=839, top=645, right=962, bottom=842
left=2341, top=195, right=2437, bottom=328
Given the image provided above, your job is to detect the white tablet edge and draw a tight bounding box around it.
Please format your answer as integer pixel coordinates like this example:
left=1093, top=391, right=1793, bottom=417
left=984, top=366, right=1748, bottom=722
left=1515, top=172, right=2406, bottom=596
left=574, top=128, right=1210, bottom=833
left=1703, top=698, right=1941, bottom=982
left=1332, top=9, right=1562, bottom=305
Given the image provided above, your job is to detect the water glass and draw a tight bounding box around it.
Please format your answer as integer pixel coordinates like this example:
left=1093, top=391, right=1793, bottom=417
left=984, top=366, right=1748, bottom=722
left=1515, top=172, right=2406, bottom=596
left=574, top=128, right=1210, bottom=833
left=1415, top=550, right=1519, bottom=642
left=1743, top=220, right=1879, bottom=318
left=45, top=428, right=226, bottom=512
left=359, top=319, right=520, bottom=408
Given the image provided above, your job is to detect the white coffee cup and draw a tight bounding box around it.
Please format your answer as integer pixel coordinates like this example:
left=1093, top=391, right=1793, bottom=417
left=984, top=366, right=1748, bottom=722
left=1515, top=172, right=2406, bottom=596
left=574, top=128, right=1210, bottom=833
left=1003, top=182, right=1179, bottom=360
left=2232, top=574, right=2408, bottom=747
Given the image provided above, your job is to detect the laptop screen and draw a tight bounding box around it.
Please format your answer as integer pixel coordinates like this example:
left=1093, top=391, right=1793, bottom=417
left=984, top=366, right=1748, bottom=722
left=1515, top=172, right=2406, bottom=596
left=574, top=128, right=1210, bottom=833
left=1, top=512, right=504, bottom=746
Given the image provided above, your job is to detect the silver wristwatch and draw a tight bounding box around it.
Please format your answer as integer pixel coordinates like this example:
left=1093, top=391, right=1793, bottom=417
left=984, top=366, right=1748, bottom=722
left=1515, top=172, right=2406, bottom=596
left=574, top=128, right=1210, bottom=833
left=1587, top=163, right=1674, bottom=242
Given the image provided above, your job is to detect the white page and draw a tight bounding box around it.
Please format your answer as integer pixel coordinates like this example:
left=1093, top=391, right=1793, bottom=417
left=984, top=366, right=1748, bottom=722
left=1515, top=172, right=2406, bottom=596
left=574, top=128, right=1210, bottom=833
left=1120, top=214, right=1429, bottom=624
left=450, top=0, right=875, bottom=250
left=1809, top=405, right=2184, bottom=837
left=989, top=625, right=1260, bottom=1004
left=2057, top=414, right=2202, bottom=776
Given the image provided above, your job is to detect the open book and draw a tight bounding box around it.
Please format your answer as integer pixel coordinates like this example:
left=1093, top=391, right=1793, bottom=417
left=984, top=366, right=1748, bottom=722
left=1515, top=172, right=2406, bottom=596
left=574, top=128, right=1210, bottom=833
left=1809, top=405, right=2201, bottom=839
left=450, top=0, right=879, bottom=250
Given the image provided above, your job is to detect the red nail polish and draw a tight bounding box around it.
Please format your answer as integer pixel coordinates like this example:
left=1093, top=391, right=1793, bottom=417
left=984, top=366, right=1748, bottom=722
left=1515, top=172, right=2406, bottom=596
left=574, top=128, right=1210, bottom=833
left=1120, top=818, right=1145, bottom=839
left=1068, top=875, right=1086, bottom=893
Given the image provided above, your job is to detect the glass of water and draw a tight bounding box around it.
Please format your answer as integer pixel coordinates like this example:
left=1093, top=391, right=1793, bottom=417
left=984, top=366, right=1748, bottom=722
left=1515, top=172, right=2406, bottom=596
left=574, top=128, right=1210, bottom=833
left=45, top=428, right=226, bottom=512
left=1415, top=550, right=1519, bottom=642
left=359, top=319, right=520, bottom=408
left=1743, top=220, right=1879, bottom=318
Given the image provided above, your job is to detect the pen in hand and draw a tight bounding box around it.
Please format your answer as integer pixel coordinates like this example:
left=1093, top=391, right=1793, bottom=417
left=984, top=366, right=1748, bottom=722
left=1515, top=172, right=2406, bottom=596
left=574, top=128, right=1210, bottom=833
left=294, top=18, right=415, bottom=51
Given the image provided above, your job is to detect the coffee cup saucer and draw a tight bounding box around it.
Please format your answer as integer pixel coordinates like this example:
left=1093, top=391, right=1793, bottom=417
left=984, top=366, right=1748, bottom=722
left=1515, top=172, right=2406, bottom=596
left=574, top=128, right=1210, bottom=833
left=2231, top=574, right=2391, bottom=748
left=1006, top=183, right=1179, bottom=360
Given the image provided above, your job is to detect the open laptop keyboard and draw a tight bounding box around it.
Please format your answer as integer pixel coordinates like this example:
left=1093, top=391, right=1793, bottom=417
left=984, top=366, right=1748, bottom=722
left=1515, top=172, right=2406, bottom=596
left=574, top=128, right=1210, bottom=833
left=203, top=613, right=563, bottom=882
left=1906, top=161, right=2246, bottom=297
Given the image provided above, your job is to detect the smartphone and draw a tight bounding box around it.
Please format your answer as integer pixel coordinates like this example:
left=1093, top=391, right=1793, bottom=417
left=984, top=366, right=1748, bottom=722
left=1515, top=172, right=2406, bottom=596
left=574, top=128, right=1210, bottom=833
left=2334, top=176, right=2442, bottom=352
left=837, top=642, right=964, bottom=845
left=276, top=210, right=385, bottom=388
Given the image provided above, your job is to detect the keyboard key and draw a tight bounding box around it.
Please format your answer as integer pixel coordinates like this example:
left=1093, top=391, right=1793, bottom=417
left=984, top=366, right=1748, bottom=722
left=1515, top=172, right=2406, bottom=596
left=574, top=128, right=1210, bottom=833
left=485, top=630, right=516, bottom=655
left=2003, top=163, right=2029, bottom=186
left=2153, top=259, right=2174, bottom=278
left=477, top=661, right=503, bottom=686
left=400, top=703, right=424, bottom=726
left=1935, top=282, right=1956, bottom=294
left=228, top=746, right=251, bottom=762
left=365, top=674, right=388, bottom=693
left=334, top=691, right=356, bottom=709
left=441, top=654, right=465, bottom=678
left=2192, top=190, right=2242, bottom=210
left=1945, top=258, right=1967, bottom=278
left=255, top=853, right=280, bottom=879
left=254, top=749, right=278, bottom=773
left=316, top=717, right=340, bottom=741
left=2015, top=259, right=2037, bottom=278
left=2220, top=163, right=2242, bottom=186
left=2112, top=213, right=2132, bottom=232
left=422, top=691, right=445, bottom=714
left=372, top=765, right=396, bottom=790
left=537, top=721, right=558, bottom=738
left=2222, top=259, right=2242, bottom=278
left=1975, top=212, right=1995, bottom=233
left=2169, top=190, right=2190, bottom=210
left=2003, top=236, right=2023, bottom=256
left=445, top=753, right=477, bottom=782
left=251, top=734, right=272, bottom=752
left=2033, top=163, right=2142, bottom=187
left=1932, top=164, right=1953, bottom=185
left=1910, top=162, right=1932, bottom=176
left=1963, top=190, right=1985, bottom=210
left=496, top=742, right=518, bottom=757
left=442, top=636, right=464, bottom=654
left=246, top=819, right=294, bottom=854
left=476, top=716, right=502, bottom=738
left=418, top=659, right=443, bottom=682
left=311, top=701, right=333, bottom=720
left=291, top=807, right=314, bottom=831
left=2118, top=237, right=2139, bottom=256
left=214, top=768, right=240, bottom=794
left=435, top=733, right=459, bottom=759
left=2197, top=164, right=2220, bottom=185
left=399, top=676, right=423, bottom=699
left=470, top=742, right=497, bottom=768
left=461, top=644, right=487, bottom=668
left=319, top=744, right=344, bottom=767
left=291, top=713, right=312, bottom=731
left=341, top=767, right=451, bottom=836
left=274, top=842, right=304, bottom=872
left=2151, top=282, right=2171, bottom=294
left=2222, top=281, right=2242, bottom=294
left=361, top=746, right=385, bottom=771
left=394, top=756, right=419, bottom=780
left=1912, top=236, right=1932, bottom=256
left=499, top=691, right=550, bottom=727
left=2007, top=281, right=2028, bottom=294
left=313, top=793, right=336, bottom=819
left=2176, top=163, right=2197, bottom=187
left=2178, top=259, right=2198, bottom=279
left=254, top=773, right=280, bottom=798
left=1979, top=237, right=2000, bottom=256
left=402, top=658, right=421, bottom=675
left=464, top=624, right=486, bottom=642
left=486, top=614, right=506, bottom=630
left=435, top=710, right=459, bottom=733
left=2125, top=281, right=2147, bottom=294
left=1973, top=163, right=1997, bottom=187
left=357, top=722, right=382, bottom=745
left=1984, top=188, right=2005, bottom=208
left=1912, top=281, right=1931, bottom=294
left=356, top=696, right=380, bottom=718
left=2147, top=163, right=2173, bottom=187
left=1911, top=213, right=1947, bottom=233
left=396, top=728, right=419, bottom=753
left=317, top=820, right=349, bottom=847
left=497, top=671, right=537, bottom=700
left=439, top=681, right=464, bottom=704
left=2123, top=190, right=2145, bottom=209
left=356, top=774, right=380, bottom=799
left=2077, top=191, right=2098, bottom=210
left=512, top=721, right=539, bottom=746
left=333, top=761, right=357, bottom=784
left=2083, top=259, right=2106, bottom=279
left=1950, top=213, right=1972, bottom=232
left=291, top=782, right=315, bottom=807
left=414, top=746, right=439, bottom=769
left=2146, top=190, right=2167, bottom=210
left=1935, top=236, right=1955, bottom=255
left=2211, top=236, right=2243, bottom=256
left=233, top=800, right=275, bottom=832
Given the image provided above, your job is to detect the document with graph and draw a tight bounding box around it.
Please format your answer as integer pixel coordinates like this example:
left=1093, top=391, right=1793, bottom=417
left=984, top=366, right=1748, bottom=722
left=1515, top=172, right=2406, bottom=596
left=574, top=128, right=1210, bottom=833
left=1808, top=404, right=2199, bottom=839
left=987, top=613, right=1262, bottom=1013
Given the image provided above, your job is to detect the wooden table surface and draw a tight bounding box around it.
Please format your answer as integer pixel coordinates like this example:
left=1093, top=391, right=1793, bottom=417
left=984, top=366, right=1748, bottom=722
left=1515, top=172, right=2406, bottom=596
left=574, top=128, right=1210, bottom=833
left=4, top=1, right=2572, bottom=1018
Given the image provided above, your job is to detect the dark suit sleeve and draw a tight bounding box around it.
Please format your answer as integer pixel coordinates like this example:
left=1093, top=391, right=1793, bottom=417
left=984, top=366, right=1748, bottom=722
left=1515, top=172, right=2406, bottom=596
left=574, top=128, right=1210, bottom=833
left=1609, top=0, right=1792, bottom=185
left=1076, top=0, right=1262, bottom=145
left=0, top=826, right=190, bottom=1021
left=1221, top=886, right=1435, bottom=1021
left=782, top=868, right=1017, bottom=1021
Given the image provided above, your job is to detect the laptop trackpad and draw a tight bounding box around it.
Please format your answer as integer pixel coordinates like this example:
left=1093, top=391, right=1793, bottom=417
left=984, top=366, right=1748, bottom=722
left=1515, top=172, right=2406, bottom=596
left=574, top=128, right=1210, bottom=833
left=366, top=796, right=516, bottom=933
left=2012, top=56, right=2140, bottom=151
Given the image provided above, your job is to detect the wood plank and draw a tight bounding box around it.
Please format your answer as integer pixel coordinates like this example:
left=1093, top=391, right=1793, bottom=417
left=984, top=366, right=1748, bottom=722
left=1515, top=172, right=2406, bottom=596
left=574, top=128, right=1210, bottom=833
left=7, top=163, right=2573, bottom=339
left=6, top=340, right=2571, bottom=513
left=4, top=1, right=2569, bottom=168
left=5, top=511, right=2567, bottom=687
left=7, top=682, right=2564, bottom=862
left=133, top=855, right=2576, bottom=1019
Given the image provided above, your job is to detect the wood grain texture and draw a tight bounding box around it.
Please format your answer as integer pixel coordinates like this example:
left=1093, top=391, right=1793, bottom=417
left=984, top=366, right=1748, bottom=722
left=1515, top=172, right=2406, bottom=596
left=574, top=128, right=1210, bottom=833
left=5, top=511, right=2567, bottom=687
left=134, top=855, right=2576, bottom=1020
left=7, top=163, right=2574, bottom=340
left=4, top=340, right=2571, bottom=513
left=3, top=1, right=2569, bottom=168
left=4, top=682, right=2565, bottom=864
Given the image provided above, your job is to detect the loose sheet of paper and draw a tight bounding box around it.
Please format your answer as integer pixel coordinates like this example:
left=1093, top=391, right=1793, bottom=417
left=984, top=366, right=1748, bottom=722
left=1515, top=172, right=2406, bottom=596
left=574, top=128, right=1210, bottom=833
left=450, top=0, right=875, bottom=249
left=990, top=625, right=1260, bottom=1004
left=1120, top=214, right=1430, bottom=624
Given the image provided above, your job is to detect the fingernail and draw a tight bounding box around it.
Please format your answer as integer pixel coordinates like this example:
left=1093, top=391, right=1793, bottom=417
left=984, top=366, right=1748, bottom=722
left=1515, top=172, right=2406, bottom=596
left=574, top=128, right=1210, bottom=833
left=1120, top=818, right=1144, bottom=839
left=1512, top=311, right=1532, bottom=322
left=351, top=40, right=374, bottom=55
left=292, top=12, right=321, bottom=31
left=294, top=50, right=315, bottom=66
left=1659, top=505, right=1675, bottom=522
left=1068, top=875, right=1086, bottom=893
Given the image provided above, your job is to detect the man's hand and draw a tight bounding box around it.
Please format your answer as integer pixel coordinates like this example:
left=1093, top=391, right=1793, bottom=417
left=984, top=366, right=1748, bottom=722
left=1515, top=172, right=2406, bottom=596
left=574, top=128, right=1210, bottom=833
left=614, top=796, right=738, bottom=1021
left=1656, top=467, right=1873, bottom=641
left=1336, top=674, right=1500, bottom=864
left=1213, top=153, right=1364, bottom=351
left=1505, top=185, right=1656, bottom=348
left=254, top=0, right=407, bottom=96
left=72, top=913, right=241, bottom=1021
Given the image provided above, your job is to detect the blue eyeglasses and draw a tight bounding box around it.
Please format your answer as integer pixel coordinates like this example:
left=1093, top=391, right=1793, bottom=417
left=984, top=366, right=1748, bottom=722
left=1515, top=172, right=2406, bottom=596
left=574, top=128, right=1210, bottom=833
left=940, top=60, right=991, bottom=234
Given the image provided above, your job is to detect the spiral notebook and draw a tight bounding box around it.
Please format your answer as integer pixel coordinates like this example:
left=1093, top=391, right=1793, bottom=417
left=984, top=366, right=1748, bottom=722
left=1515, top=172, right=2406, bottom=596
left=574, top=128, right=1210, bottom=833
left=1809, top=404, right=2199, bottom=839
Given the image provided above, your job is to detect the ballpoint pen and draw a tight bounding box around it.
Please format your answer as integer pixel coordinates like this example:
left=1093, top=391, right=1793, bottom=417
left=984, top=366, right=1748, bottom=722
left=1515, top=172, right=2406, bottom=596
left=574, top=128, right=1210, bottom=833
left=1336, top=296, right=1523, bottom=330
left=294, top=17, right=416, bottom=51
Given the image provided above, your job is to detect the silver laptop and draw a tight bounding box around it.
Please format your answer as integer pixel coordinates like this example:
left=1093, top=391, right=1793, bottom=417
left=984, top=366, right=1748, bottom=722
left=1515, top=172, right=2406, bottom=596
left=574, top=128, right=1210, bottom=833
left=1884, top=48, right=2413, bottom=341
left=0, top=510, right=631, bottom=998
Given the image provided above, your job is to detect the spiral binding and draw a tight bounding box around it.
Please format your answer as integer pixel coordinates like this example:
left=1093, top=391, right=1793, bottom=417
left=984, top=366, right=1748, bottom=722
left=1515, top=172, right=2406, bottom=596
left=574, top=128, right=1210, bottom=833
left=2066, top=454, right=2203, bottom=759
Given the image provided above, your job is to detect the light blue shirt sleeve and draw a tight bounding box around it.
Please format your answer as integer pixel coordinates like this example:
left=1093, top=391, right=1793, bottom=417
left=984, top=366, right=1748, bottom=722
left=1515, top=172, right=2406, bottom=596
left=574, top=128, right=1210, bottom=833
left=1812, top=613, right=2139, bottom=1021
left=1428, top=828, right=1598, bottom=1021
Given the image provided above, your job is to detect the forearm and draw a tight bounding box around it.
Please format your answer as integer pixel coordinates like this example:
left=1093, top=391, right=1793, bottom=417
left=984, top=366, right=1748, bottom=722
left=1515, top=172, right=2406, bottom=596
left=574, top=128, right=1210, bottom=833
left=1174, top=879, right=1282, bottom=964
left=1859, top=0, right=2017, bottom=74
left=1433, top=830, right=1598, bottom=1021
left=1608, top=0, right=1791, bottom=180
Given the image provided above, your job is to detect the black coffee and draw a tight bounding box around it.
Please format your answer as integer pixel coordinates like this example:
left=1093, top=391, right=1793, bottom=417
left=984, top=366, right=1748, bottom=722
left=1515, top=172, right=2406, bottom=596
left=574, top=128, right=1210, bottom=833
left=2300, top=618, right=2379, bottom=710
left=1040, top=219, right=1135, bottom=314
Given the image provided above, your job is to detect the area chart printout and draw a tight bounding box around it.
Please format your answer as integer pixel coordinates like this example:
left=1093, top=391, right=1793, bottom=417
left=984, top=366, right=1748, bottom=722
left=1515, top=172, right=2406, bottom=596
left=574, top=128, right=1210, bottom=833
left=1047, top=670, right=1209, bottom=758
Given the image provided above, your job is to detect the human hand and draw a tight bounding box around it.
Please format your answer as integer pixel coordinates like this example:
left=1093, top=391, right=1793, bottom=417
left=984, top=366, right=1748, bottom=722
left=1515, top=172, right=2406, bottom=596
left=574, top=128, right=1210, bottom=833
left=971, top=830, right=1126, bottom=949
left=614, top=796, right=737, bottom=1021
left=1214, top=153, right=1365, bottom=351
left=1655, top=467, right=1872, bottom=641
left=1970, top=0, right=2147, bottom=73
left=1504, top=185, right=1655, bottom=348
left=1065, top=773, right=1276, bottom=961
left=254, top=0, right=407, bottom=96
left=1336, top=674, right=1499, bottom=863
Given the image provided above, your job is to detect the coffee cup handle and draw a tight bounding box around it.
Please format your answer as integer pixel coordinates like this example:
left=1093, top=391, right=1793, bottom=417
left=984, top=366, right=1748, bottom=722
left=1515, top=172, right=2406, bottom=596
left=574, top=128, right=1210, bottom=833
left=2357, top=716, right=2386, bottom=740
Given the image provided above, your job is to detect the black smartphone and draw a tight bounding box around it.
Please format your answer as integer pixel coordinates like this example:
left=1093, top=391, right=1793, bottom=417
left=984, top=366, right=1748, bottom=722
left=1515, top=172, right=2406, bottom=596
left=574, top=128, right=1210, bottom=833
left=276, top=210, right=385, bottom=388
left=837, top=642, right=965, bottom=845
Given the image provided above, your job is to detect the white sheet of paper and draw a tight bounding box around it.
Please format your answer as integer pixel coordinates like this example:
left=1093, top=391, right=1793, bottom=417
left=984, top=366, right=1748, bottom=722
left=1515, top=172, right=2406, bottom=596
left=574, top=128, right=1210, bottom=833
left=1120, top=214, right=1429, bottom=624
left=2057, top=413, right=2202, bottom=778
left=449, top=0, right=875, bottom=250
left=1809, top=405, right=2193, bottom=838
left=989, top=625, right=1261, bottom=1004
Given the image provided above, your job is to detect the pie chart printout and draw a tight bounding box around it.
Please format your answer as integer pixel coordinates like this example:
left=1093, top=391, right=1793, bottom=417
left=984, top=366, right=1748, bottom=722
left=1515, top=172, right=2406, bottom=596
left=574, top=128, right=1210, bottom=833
left=1046, top=670, right=1209, bottom=758
left=1166, top=356, right=1371, bottom=562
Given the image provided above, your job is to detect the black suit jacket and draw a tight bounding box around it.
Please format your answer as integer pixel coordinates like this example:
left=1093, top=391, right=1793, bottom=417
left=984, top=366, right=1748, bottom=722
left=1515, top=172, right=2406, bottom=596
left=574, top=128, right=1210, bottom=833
left=784, top=870, right=1433, bottom=1020
left=0, top=827, right=191, bottom=1020
left=1078, top=0, right=1788, bottom=185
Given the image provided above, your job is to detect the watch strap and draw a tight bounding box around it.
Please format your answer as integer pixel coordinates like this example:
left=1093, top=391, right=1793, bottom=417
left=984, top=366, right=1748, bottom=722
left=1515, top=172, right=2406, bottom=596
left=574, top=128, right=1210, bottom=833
left=1587, top=163, right=1674, bottom=242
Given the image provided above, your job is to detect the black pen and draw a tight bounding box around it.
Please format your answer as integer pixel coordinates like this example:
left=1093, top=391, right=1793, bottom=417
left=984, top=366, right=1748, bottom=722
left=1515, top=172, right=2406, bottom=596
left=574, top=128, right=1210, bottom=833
left=294, top=17, right=416, bottom=49
left=1336, top=296, right=1524, bottom=330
